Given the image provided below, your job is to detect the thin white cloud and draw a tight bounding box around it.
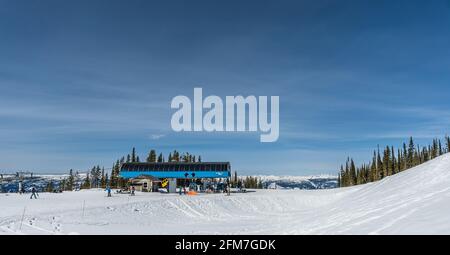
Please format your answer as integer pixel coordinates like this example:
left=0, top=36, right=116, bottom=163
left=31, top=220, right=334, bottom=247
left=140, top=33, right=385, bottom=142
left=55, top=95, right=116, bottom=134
left=150, top=134, right=166, bottom=140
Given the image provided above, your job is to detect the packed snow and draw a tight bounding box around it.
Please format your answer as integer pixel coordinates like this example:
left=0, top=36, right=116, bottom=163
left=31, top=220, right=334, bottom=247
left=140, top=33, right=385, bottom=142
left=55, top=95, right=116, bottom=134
left=2, top=153, right=450, bottom=235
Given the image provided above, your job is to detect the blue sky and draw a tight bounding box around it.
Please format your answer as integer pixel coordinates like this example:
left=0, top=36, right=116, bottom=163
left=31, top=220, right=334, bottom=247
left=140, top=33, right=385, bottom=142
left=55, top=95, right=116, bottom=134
left=1, top=0, right=450, bottom=175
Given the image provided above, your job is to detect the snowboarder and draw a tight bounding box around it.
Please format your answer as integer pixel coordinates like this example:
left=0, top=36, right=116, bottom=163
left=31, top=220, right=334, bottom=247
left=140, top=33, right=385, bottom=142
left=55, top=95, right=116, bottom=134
left=130, top=186, right=135, bottom=196
left=30, top=187, right=38, bottom=199
left=106, top=186, right=112, bottom=197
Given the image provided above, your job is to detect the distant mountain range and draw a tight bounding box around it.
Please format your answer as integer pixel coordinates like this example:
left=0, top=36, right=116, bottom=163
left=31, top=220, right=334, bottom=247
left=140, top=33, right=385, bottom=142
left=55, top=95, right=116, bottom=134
left=253, top=175, right=338, bottom=190
left=0, top=174, right=85, bottom=192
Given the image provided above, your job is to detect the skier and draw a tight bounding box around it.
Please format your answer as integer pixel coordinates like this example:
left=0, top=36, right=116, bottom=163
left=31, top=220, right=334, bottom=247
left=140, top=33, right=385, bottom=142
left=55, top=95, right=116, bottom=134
left=30, top=187, right=38, bottom=199
left=130, top=186, right=135, bottom=196
left=178, top=186, right=182, bottom=195
left=18, top=181, right=23, bottom=195
left=106, top=186, right=112, bottom=197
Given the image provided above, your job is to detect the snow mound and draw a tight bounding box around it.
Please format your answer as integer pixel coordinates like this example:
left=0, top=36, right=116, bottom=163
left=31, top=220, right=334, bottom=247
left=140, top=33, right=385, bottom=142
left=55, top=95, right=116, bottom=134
left=1, top=153, right=450, bottom=234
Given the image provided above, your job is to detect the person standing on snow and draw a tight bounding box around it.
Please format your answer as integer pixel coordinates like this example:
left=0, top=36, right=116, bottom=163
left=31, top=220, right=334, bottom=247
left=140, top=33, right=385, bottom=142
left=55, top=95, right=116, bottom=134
left=18, top=181, right=23, bottom=195
left=106, top=186, right=112, bottom=197
left=30, top=187, right=38, bottom=199
left=130, top=186, right=135, bottom=196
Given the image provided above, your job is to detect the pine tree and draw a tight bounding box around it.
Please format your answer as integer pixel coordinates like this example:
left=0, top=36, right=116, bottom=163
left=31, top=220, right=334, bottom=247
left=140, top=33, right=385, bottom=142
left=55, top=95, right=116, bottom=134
left=90, top=166, right=101, bottom=188
left=397, top=149, right=402, bottom=173
left=100, top=167, right=106, bottom=188
left=402, top=143, right=407, bottom=171
left=83, top=173, right=91, bottom=189
left=75, top=171, right=81, bottom=189
left=46, top=181, right=54, bottom=192
left=362, top=164, right=368, bottom=184
left=105, top=173, right=109, bottom=187
left=112, top=160, right=121, bottom=188
left=131, top=147, right=136, bottom=162
left=258, top=178, right=263, bottom=189
left=377, top=147, right=383, bottom=180
left=96, top=166, right=101, bottom=187
left=368, top=151, right=375, bottom=181
left=169, top=150, right=180, bottom=162
left=407, top=137, right=415, bottom=169
left=182, top=152, right=192, bottom=162
left=157, top=153, right=164, bottom=162
left=446, top=136, right=450, bottom=153
left=198, top=156, right=202, bottom=162
left=67, top=169, right=74, bottom=191
left=344, top=159, right=350, bottom=186
left=431, top=139, right=436, bottom=159
left=369, top=159, right=376, bottom=182
left=382, top=146, right=391, bottom=177
left=423, top=146, right=429, bottom=162
left=349, top=159, right=357, bottom=186
left=356, top=166, right=362, bottom=185
left=147, top=150, right=157, bottom=162
left=391, top=146, right=396, bottom=175
left=110, top=162, right=117, bottom=188
left=60, top=178, right=66, bottom=191
left=414, top=144, right=420, bottom=165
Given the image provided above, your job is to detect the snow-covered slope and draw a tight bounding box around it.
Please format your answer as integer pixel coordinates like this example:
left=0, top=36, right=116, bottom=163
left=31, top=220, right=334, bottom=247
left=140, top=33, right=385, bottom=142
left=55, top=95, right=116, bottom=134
left=1, top=153, right=450, bottom=235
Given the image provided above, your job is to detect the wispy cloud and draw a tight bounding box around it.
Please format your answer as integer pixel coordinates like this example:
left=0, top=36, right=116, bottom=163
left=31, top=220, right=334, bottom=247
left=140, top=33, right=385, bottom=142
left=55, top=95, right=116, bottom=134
left=150, top=134, right=166, bottom=140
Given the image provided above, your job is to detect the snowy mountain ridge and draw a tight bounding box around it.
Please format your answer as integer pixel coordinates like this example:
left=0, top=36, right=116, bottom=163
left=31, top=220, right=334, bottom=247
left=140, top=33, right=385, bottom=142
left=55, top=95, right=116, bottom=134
left=248, top=174, right=338, bottom=189
left=251, top=174, right=337, bottom=181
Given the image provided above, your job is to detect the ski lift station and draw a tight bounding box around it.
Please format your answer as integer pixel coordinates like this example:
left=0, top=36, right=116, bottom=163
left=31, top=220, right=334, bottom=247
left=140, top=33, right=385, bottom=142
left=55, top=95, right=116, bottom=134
left=119, top=162, right=231, bottom=193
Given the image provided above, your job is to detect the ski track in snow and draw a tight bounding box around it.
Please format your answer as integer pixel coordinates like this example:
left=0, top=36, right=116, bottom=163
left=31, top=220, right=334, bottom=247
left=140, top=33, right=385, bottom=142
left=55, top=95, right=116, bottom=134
left=2, top=153, right=450, bottom=235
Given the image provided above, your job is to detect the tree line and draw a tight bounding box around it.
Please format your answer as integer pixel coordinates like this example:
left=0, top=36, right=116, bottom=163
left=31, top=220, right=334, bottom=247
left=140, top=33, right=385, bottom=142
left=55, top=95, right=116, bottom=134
left=339, top=136, right=450, bottom=187
left=229, top=172, right=264, bottom=189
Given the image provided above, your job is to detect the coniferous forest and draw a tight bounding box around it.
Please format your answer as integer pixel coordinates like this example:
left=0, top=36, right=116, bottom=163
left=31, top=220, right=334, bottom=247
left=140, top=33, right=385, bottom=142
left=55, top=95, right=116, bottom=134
left=339, top=136, right=450, bottom=187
